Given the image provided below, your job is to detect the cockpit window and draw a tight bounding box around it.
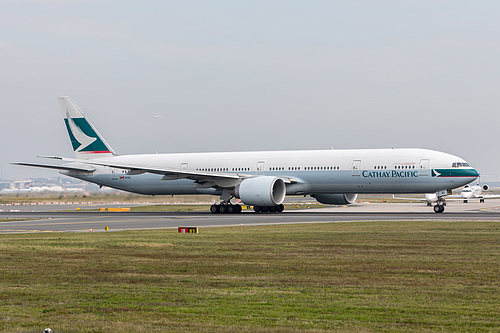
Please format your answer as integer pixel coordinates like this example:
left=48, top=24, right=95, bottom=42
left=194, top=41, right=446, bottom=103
left=452, top=162, right=470, bottom=168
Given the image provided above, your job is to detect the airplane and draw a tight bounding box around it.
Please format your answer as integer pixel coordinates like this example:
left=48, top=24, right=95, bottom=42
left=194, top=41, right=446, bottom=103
left=395, top=184, right=500, bottom=205
left=13, top=96, right=480, bottom=214
left=453, top=184, right=500, bottom=203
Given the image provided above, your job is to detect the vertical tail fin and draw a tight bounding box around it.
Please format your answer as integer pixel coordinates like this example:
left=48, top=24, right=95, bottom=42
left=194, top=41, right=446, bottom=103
left=58, top=96, right=116, bottom=160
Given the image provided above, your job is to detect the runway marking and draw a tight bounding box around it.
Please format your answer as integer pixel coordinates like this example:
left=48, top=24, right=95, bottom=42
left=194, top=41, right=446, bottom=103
left=479, top=206, right=500, bottom=212
left=0, top=230, right=65, bottom=233
left=0, top=217, right=193, bottom=226
left=0, top=216, right=213, bottom=233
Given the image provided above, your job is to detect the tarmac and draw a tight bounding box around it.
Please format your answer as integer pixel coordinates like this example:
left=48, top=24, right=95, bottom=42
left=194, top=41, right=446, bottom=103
left=0, top=200, right=499, bottom=234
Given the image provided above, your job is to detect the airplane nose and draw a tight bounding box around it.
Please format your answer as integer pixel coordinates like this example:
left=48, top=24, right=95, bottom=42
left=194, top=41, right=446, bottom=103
left=471, top=168, right=480, bottom=178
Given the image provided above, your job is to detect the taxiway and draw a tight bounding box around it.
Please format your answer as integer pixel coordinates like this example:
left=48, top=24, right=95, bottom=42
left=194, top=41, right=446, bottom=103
left=1, top=201, right=500, bottom=234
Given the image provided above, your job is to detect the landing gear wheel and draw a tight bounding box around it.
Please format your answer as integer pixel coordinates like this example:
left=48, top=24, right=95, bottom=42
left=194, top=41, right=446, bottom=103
left=211, top=204, right=242, bottom=214
left=433, top=204, right=445, bottom=213
left=228, top=205, right=242, bottom=214
left=253, top=205, right=284, bottom=213
left=210, top=205, right=220, bottom=214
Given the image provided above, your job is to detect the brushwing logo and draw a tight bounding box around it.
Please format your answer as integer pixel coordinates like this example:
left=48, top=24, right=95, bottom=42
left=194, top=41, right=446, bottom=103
left=66, top=111, right=96, bottom=152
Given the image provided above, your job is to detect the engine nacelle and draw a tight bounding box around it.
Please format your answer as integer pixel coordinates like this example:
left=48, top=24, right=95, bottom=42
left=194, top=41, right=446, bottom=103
left=235, top=176, right=286, bottom=207
left=312, top=193, right=358, bottom=205
left=482, top=184, right=489, bottom=191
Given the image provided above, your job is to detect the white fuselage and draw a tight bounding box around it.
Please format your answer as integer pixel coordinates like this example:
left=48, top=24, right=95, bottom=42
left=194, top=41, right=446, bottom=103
left=63, top=148, right=478, bottom=197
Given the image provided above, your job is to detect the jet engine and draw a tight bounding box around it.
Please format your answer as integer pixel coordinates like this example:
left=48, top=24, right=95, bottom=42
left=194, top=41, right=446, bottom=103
left=235, top=176, right=286, bottom=207
left=312, top=193, right=358, bottom=205
left=482, top=184, right=489, bottom=191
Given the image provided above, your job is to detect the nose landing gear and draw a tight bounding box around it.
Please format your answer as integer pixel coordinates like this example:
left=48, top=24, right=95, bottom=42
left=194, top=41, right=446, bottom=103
left=433, top=204, right=445, bottom=213
left=433, top=198, right=446, bottom=213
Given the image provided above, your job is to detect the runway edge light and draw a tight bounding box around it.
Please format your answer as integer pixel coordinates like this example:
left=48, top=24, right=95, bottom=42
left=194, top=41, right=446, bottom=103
left=178, top=227, right=198, bottom=233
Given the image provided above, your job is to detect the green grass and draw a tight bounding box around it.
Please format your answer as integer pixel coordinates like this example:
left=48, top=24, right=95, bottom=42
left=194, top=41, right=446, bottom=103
left=1, top=222, right=499, bottom=332
left=0, top=218, right=33, bottom=223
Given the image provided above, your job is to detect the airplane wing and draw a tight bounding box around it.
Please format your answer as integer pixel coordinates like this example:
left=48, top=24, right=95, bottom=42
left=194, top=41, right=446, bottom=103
left=439, top=198, right=470, bottom=201
left=12, top=162, right=96, bottom=173
left=15, top=157, right=297, bottom=189
left=76, top=159, right=241, bottom=179
left=16, top=156, right=240, bottom=180
left=394, top=193, right=500, bottom=203
left=441, top=195, right=468, bottom=201
left=393, top=194, right=480, bottom=202
left=76, top=159, right=298, bottom=187
left=476, top=195, right=500, bottom=199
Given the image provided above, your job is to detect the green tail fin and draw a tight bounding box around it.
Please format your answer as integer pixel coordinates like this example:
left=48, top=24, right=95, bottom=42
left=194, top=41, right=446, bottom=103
left=58, top=96, right=116, bottom=160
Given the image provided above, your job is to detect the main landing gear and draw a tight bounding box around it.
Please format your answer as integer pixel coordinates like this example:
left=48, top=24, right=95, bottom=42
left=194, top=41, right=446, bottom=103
left=209, top=203, right=285, bottom=214
left=253, top=204, right=284, bottom=213
left=210, top=190, right=244, bottom=214
left=210, top=203, right=242, bottom=214
left=210, top=190, right=285, bottom=214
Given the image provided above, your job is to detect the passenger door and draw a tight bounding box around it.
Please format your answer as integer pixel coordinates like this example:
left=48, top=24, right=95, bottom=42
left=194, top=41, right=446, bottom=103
left=419, top=159, right=430, bottom=176
left=256, top=161, right=265, bottom=174
left=352, top=160, right=361, bottom=176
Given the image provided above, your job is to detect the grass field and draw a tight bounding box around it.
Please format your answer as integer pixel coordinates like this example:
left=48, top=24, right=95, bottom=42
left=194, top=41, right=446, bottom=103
left=1, top=222, right=499, bottom=332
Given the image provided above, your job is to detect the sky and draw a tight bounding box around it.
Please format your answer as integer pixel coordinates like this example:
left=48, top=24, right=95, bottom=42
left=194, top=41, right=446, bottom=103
left=1, top=0, right=500, bottom=181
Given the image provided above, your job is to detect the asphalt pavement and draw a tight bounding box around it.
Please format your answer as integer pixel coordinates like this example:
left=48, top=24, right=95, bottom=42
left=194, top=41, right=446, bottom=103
left=1, top=200, right=499, bottom=234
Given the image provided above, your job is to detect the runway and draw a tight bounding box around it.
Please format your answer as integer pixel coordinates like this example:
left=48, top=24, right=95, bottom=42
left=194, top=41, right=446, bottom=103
left=1, top=201, right=500, bottom=234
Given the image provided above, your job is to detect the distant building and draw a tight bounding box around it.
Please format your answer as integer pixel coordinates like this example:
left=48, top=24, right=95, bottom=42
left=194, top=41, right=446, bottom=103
left=0, top=177, right=101, bottom=194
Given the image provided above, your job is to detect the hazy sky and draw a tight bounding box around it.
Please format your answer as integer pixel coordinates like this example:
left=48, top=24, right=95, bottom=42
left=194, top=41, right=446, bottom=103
left=1, top=0, right=500, bottom=181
